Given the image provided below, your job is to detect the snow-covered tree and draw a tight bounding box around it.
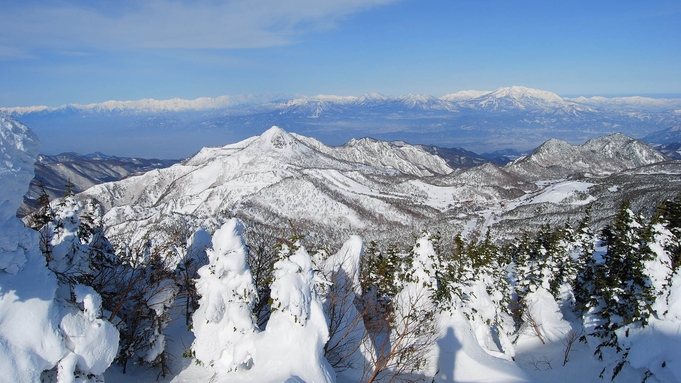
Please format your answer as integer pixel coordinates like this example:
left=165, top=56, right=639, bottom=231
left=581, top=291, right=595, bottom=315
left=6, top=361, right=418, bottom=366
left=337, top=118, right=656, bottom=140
left=461, top=233, right=517, bottom=357
left=192, top=218, right=258, bottom=372
left=582, top=201, right=656, bottom=378
left=248, top=238, right=336, bottom=382
left=34, top=196, right=120, bottom=382
left=572, top=209, right=598, bottom=316
left=600, top=198, right=681, bottom=381
left=0, top=116, right=119, bottom=383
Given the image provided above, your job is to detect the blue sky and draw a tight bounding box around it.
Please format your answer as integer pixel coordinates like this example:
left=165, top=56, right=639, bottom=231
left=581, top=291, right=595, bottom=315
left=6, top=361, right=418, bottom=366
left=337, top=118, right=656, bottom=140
left=1, top=0, right=680, bottom=107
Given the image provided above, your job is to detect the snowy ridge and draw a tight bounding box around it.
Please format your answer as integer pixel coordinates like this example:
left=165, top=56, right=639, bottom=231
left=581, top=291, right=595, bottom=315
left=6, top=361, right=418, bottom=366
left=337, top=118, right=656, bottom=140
left=506, top=133, right=668, bottom=180
left=77, top=127, right=676, bottom=254
left=294, top=134, right=454, bottom=177
left=6, top=87, right=681, bottom=158
left=6, top=86, right=680, bottom=116
left=1, top=94, right=288, bottom=114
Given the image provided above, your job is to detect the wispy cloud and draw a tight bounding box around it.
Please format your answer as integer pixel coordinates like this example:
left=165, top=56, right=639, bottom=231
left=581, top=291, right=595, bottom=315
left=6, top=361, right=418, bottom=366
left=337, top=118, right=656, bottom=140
left=0, top=0, right=397, bottom=59
left=0, top=45, right=36, bottom=61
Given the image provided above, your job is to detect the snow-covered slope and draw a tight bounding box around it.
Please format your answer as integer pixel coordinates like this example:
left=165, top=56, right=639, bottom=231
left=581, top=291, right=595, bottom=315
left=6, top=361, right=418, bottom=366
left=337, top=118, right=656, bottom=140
left=294, top=134, right=453, bottom=177
left=81, top=126, right=437, bottom=245
left=20, top=153, right=178, bottom=216
left=77, top=127, right=681, bottom=250
left=506, top=133, right=668, bottom=180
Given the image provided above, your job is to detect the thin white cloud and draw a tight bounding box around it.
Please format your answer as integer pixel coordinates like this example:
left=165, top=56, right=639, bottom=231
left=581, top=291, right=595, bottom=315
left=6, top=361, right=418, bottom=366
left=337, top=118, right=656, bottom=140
left=0, top=0, right=398, bottom=57
left=0, top=45, right=36, bottom=61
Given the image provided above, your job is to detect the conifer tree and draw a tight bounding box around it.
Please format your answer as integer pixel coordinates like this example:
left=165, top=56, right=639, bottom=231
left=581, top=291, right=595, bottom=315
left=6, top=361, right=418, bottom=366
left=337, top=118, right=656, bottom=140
left=572, top=208, right=598, bottom=316
left=656, top=194, right=681, bottom=271
left=363, top=233, right=439, bottom=383
left=585, top=201, right=655, bottom=379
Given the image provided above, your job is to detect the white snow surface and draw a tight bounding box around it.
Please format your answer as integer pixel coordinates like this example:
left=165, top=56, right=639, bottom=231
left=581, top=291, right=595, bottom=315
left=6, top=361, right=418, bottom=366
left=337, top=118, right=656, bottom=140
left=0, top=115, right=118, bottom=382
left=528, top=181, right=594, bottom=205
left=59, top=305, right=119, bottom=376
left=0, top=115, right=65, bottom=382
left=434, top=309, right=532, bottom=383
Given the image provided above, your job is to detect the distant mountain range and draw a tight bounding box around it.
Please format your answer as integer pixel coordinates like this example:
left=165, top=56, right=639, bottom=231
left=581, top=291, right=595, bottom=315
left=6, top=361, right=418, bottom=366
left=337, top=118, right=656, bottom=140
left=3, top=86, right=681, bottom=159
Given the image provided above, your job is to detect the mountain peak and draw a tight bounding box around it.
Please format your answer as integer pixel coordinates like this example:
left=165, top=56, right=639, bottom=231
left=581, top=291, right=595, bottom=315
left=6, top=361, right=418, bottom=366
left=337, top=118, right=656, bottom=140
left=489, top=86, right=563, bottom=103
left=475, top=86, right=567, bottom=111
left=358, top=92, right=389, bottom=103
left=258, top=126, right=298, bottom=150
left=507, top=133, right=666, bottom=180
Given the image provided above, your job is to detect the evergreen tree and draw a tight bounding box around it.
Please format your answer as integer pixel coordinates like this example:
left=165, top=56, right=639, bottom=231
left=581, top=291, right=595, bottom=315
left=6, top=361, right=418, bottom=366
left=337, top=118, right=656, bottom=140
left=572, top=208, right=598, bottom=316
left=655, top=194, right=681, bottom=271
left=585, top=201, right=655, bottom=378
left=30, top=180, right=55, bottom=260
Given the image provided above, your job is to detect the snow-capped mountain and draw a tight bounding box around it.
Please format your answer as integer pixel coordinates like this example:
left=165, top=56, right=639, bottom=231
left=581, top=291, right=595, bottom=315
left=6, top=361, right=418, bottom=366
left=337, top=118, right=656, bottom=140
left=81, top=127, right=428, bottom=245
left=506, top=133, right=668, bottom=180
left=5, top=107, right=681, bottom=383
left=293, top=134, right=453, bottom=177
left=74, top=126, right=680, bottom=250
left=471, top=86, right=581, bottom=111
left=2, top=94, right=290, bottom=115
left=5, top=86, right=681, bottom=159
